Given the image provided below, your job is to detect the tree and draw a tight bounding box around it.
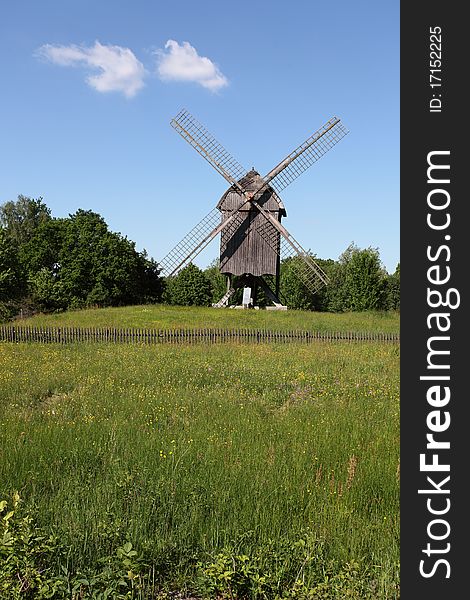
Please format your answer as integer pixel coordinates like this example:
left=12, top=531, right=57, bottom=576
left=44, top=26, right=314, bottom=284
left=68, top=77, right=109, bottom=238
left=0, top=228, right=26, bottom=320
left=28, top=267, right=65, bottom=312
left=279, top=256, right=335, bottom=311
left=0, top=197, right=164, bottom=314
left=0, top=229, right=24, bottom=301
left=345, top=245, right=387, bottom=311
left=327, top=243, right=387, bottom=312
left=0, top=195, right=51, bottom=247
left=384, top=263, right=400, bottom=310
left=280, top=257, right=316, bottom=310
left=20, top=218, right=66, bottom=279
left=135, top=251, right=163, bottom=304
left=0, top=195, right=52, bottom=312
left=204, top=259, right=227, bottom=305
left=56, top=209, right=162, bottom=308
left=164, top=264, right=212, bottom=306
left=308, top=258, right=337, bottom=311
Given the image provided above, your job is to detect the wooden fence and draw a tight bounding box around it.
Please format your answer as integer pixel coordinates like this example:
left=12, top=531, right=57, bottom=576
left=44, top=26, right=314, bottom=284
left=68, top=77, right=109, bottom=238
left=0, top=325, right=400, bottom=345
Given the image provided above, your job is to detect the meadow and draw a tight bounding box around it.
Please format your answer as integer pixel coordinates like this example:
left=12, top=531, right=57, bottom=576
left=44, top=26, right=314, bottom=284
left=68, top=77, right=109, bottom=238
left=17, top=304, right=400, bottom=334
left=0, top=308, right=399, bottom=599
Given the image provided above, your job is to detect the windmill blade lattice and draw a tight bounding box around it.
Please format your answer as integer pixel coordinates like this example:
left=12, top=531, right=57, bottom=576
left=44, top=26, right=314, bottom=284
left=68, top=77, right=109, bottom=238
left=159, top=208, right=222, bottom=277
left=261, top=117, right=349, bottom=196
left=256, top=219, right=329, bottom=295
left=171, top=109, right=248, bottom=190
left=159, top=195, right=258, bottom=277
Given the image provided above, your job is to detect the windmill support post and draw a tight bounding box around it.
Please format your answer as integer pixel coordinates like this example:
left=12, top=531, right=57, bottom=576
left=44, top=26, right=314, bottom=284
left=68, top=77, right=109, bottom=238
left=213, top=274, right=286, bottom=310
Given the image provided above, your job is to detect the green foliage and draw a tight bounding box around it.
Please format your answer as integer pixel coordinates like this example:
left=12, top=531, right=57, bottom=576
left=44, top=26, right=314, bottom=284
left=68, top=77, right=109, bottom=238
left=384, top=263, right=400, bottom=311
left=279, top=246, right=394, bottom=313
left=0, top=491, right=65, bottom=598
left=204, top=258, right=228, bottom=304
left=0, top=229, right=26, bottom=321
left=326, top=244, right=387, bottom=312
left=0, top=493, right=148, bottom=599
left=197, top=533, right=320, bottom=599
left=0, top=197, right=163, bottom=316
left=0, top=229, right=24, bottom=302
left=20, top=218, right=66, bottom=280
left=0, top=195, right=51, bottom=247
left=28, top=267, right=63, bottom=312
left=321, top=260, right=349, bottom=313
left=164, top=263, right=212, bottom=306
left=0, top=490, right=397, bottom=599
left=67, top=540, right=147, bottom=600
left=343, top=245, right=386, bottom=311
left=54, top=209, right=162, bottom=309
left=280, top=257, right=335, bottom=311
left=197, top=534, right=388, bottom=599
left=280, top=257, right=315, bottom=310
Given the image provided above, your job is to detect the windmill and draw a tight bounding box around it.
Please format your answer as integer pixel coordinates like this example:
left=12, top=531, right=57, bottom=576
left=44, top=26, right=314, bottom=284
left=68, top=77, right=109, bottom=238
left=160, top=109, right=349, bottom=308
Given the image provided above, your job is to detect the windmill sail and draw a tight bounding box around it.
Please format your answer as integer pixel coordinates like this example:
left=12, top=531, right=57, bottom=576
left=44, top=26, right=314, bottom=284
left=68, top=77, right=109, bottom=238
left=159, top=195, right=263, bottom=277
left=254, top=117, right=349, bottom=197
left=161, top=111, right=251, bottom=277
left=255, top=214, right=329, bottom=295
left=171, top=109, right=248, bottom=192
left=158, top=208, right=222, bottom=277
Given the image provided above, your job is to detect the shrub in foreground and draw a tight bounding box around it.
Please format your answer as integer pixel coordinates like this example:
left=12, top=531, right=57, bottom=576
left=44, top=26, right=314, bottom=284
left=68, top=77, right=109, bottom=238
left=1, top=493, right=398, bottom=599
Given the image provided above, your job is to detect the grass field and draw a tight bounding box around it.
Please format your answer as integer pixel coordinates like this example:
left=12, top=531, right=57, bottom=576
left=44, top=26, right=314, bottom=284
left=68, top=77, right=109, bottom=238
left=0, top=307, right=399, bottom=598
left=17, top=303, right=400, bottom=334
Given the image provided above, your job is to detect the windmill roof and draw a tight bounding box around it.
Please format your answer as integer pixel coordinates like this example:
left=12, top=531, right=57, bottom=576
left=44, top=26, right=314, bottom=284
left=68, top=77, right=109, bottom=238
left=216, top=169, right=287, bottom=215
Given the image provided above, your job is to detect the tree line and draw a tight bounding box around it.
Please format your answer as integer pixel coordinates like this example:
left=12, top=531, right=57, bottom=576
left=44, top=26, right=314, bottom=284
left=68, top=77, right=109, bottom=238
left=0, top=196, right=399, bottom=320
left=165, top=252, right=399, bottom=312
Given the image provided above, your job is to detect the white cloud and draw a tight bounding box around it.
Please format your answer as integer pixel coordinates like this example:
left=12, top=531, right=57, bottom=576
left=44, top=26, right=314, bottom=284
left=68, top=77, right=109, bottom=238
left=156, top=40, right=228, bottom=92
left=36, top=41, right=146, bottom=98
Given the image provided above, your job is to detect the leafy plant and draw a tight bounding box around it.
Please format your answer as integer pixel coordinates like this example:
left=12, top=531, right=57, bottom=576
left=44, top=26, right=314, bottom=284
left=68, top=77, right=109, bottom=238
left=164, top=263, right=212, bottom=306
left=326, top=244, right=387, bottom=312
left=0, top=494, right=148, bottom=599
left=0, top=196, right=163, bottom=317
left=0, top=492, right=66, bottom=598
left=197, top=533, right=331, bottom=599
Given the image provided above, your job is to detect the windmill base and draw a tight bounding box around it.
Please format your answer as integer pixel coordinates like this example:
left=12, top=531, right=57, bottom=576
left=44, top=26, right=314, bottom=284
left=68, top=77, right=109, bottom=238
left=212, top=275, right=287, bottom=310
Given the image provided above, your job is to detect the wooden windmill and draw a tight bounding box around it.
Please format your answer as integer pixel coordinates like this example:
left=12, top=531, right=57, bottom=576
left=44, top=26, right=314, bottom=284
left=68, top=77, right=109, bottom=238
left=160, top=109, right=348, bottom=308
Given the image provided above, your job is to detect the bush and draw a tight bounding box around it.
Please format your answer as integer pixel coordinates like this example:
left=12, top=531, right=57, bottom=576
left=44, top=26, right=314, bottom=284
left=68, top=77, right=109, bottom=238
left=280, top=257, right=316, bottom=310
left=0, top=198, right=163, bottom=316
left=164, top=264, right=213, bottom=306
left=0, top=494, right=396, bottom=599
left=0, top=493, right=148, bottom=599
left=196, top=532, right=383, bottom=599
left=204, top=259, right=228, bottom=305
left=384, top=264, right=400, bottom=311
left=326, top=244, right=387, bottom=312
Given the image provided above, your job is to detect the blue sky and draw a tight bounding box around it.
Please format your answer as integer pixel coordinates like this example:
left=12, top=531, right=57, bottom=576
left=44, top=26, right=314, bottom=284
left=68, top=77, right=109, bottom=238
left=1, top=0, right=399, bottom=273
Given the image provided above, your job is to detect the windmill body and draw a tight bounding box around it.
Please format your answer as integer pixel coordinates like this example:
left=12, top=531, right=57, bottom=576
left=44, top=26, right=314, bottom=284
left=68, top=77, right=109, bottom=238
left=159, top=109, right=349, bottom=309
left=217, top=169, right=285, bottom=278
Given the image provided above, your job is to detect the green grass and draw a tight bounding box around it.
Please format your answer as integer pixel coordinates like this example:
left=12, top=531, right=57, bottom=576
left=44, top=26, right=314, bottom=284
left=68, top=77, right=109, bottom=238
left=18, top=303, right=400, bottom=333
left=0, top=336, right=399, bottom=598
